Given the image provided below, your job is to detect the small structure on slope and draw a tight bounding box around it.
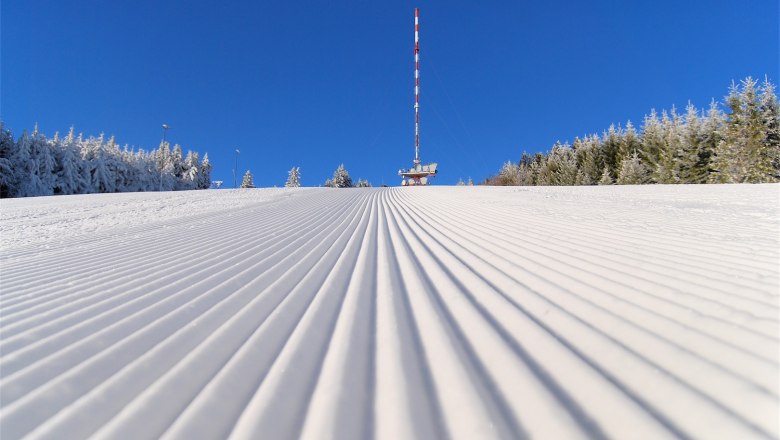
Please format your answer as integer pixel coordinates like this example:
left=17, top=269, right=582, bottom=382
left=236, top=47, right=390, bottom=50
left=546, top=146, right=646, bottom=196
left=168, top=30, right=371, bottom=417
left=399, top=8, right=438, bottom=186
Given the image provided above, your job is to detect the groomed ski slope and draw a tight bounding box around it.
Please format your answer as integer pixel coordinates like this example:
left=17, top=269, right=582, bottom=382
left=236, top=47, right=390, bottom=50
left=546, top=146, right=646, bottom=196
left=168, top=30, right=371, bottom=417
left=1, top=185, right=778, bottom=439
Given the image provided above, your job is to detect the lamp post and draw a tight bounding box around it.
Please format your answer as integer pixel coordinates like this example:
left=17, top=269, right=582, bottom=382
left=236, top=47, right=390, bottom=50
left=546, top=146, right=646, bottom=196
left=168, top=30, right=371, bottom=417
left=160, top=124, right=170, bottom=192
left=234, top=149, right=240, bottom=188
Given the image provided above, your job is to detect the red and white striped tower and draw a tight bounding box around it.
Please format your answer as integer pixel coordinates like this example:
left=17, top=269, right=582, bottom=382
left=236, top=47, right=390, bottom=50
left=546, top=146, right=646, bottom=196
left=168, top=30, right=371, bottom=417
left=414, top=7, right=421, bottom=166
left=399, top=7, right=437, bottom=185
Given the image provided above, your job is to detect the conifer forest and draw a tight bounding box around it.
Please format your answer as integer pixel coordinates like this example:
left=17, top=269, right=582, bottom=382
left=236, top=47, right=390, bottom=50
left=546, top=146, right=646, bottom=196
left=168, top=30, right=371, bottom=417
left=484, top=77, right=779, bottom=186
left=0, top=126, right=211, bottom=198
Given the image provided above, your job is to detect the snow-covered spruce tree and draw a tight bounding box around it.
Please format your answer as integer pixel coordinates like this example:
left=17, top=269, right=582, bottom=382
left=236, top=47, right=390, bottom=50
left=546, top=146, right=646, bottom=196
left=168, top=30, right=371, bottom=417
left=86, top=134, right=116, bottom=193
left=171, top=144, right=184, bottom=186
left=516, top=163, right=534, bottom=185
left=621, top=121, right=641, bottom=164
left=497, top=161, right=521, bottom=185
left=652, top=109, right=682, bottom=184
left=120, top=147, right=142, bottom=192
left=759, top=77, right=780, bottom=180
left=199, top=153, right=212, bottom=189
left=0, top=123, right=15, bottom=197
left=456, top=178, right=465, bottom=186
left=356, top=178, right=371, bottom=188
left=676, top=102, right=706, bottom=184
left=601, top=124, right=623, bottom=181
left=538, top=142, right=577, bottom=186
left=285, top=166, right=301, bottom=187
left=12, top=131, right=39, bottom=197
left=536, top=152, right=554, bottom=185
left=31, top=127, right=56, bottom=196
left=240, top=170, right=255, bottom=188
left=598, top=164, right=613, bottom=185
left=527, top=153, right=544, bottom=185
left=106, top=136, right=129, bottom=192
left=155, top=141, right=178, bottom=191
left=738, top=77, right=775, bottom=182
left=325, top=164, right=353, bottom=188
left=181, top=151, right=201, bottom=190
left=516, top=152, right=535, bottom=185
left=700, top=100, right=725, bottom=183
left=574, top=135, right=602, bottom=185
left=52, top=128, right=86, bottom=195
left=617, top=150, right=649, bottom=185
left=711, top=82, right=737, bottom=182
left=711, top=77, right=777, bottom=183
left=556, top=145, right=578, bottom=185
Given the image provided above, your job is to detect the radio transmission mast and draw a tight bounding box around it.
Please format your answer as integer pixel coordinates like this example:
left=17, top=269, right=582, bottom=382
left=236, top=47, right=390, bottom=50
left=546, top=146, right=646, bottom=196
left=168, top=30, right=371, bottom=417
left=399, top=7, right=438, bottom=186
left=414, top=7, right=420, bottom=166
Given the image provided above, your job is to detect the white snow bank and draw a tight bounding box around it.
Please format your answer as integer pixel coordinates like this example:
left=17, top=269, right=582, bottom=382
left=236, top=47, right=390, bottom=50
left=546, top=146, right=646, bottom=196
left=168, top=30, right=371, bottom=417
left=1, top=184, right=778, bottom=439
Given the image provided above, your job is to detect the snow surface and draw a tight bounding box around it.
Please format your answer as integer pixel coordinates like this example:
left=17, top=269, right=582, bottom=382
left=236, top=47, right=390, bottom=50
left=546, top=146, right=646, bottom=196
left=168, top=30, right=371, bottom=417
left=1, top=185, right=779, bottom=439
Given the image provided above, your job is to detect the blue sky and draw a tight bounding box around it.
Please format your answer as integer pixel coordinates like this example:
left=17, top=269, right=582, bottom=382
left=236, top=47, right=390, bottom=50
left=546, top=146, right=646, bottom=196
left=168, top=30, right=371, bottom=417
left=2, top=0, right=778, bottom=187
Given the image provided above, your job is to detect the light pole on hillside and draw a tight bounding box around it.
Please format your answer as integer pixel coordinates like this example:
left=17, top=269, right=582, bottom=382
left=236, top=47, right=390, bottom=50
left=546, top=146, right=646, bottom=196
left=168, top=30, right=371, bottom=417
left=234, top=149, right=240, bottom=188
left=160, top=124, right=170, bottom=192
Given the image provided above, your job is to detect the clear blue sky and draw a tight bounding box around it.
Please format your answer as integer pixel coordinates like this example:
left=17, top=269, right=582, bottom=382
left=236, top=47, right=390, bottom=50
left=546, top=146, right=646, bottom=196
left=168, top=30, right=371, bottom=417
left=2, top=0, right=778, bottom=187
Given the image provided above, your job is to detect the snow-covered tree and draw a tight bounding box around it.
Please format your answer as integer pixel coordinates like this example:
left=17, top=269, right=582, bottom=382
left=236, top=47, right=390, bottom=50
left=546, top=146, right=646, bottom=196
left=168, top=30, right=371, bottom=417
left=601, top=124, right=623, bottom=180
left=710, top=77, right=779, bottom=183
left=496, top=161, right=521, bottom=185
left=171, top=144, right=184, bottom=182
left=574, top=135, right=602, bottom=185
left=738, top=77, right=775, bottom=182
left=621, top=121, right=641, bottom=163
left=0, top=123, right=15, bottom=197
left=285, top=166, right=301, bottom=187
left=516, top=152, right=536, bottom=186
left=52, top=128, right=86, bottom=194
left=84, top=134, right=116, bottom=193
left=640, top=109, right=664, bottom=181
left=651, top=109, right=682, bottom=184
left=106, top=136, right=130, bottom=191
left=538, top=142, right=577, bottom=186
left=12, top=131, right=40, bottom=197
left=617, top=150, right=649, bottom=185
left=598, top=165, right=613, bottom=185
left=675, top=103, right=703, bottom=183
left=759, top=77, right=780, bottom=180
left=325, top=164, right=353, bottom=188
left=199, top=153, right=212, bottom=189
left=356, top=178, right=371, bottom=187
left=240, top=169, right=255, bottom=188
left=30, top=127, right=56, bottom=196
left=698, top=100, right=725, bottom=184
left=180, top=150, right=200, bottom=190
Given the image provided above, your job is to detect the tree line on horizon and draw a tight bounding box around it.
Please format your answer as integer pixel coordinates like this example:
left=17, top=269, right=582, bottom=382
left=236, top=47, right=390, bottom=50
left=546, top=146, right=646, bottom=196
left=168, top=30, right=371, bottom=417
left=483, top=77, right=779, bottom=186
left=0, top=124, right=212, bottom=198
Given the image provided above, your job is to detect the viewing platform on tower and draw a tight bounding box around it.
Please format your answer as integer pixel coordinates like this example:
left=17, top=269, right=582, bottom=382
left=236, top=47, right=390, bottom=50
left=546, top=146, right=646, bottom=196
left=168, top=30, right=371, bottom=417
left=399, top=161, right=438, bottom=186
